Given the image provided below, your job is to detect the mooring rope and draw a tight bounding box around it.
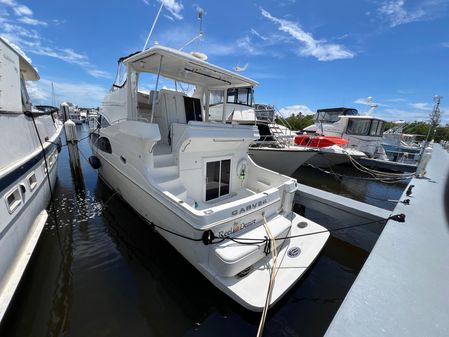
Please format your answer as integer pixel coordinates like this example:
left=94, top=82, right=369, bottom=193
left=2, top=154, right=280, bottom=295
left=256, top=214, right=279, bottom=337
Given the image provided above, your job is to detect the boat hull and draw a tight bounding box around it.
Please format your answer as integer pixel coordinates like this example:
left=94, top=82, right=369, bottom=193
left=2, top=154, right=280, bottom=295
left=97, top=153, right=329, bottom=311
left=248, top=147, right=317, bottom=176
left=0, top=115, right=61, bottom=321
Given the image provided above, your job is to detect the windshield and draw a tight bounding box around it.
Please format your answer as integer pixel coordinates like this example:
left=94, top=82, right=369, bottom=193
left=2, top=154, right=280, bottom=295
left=316, top=108, right=358, bottom=123
left=316, top=111, right=341, bottom=123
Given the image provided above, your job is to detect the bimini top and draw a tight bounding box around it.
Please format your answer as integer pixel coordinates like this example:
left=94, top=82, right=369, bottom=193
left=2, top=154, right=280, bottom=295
left=0, top=37, right=39, bottom=81
left=123, top=45, right=258, bottom=89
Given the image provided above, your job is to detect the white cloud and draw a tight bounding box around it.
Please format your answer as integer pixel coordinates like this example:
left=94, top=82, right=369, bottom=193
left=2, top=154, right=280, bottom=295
left=0, top=0, right=17, bottom=7
left=250, top=28, right=267, bottom=41
left=236, top=36, right=262, bottom=55
left=86, top=69, right=111, bottom=79
left=0, top=5, right=110, bottom=78
left=260, top=8, right=355, bottom=61
left=28, top=79, right=108, bottom=107
left=160, top=0, right=183, bottom=20
left=18, top=16, right=47, bottom=26
left=441, top=41, right=449, bottom=48
left=377, top=0, right=449, bottom=27
left=410, top=102, right=432, bottom=111
left=143, top=0, right=183, bottom=20
left=13, top=4, right=32, bottom=16
left=378, top=0, right=424, bottom=27
left=1, top=0, right=48, bottom=26
left=279, top=104, right=315, bottom=116
left=26, top=81, right=49, bottom=101
left=164, top=14, right=174, bottom=21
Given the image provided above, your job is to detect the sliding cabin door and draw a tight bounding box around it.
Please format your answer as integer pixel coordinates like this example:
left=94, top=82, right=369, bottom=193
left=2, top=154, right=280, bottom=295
left=205, top=159, right=230, bottom=201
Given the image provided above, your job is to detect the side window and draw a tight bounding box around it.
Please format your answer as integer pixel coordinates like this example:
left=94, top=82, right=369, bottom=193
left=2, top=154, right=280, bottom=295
left=347, top=119, right=371, bottom=135
left=100, top=116, right=110, bottom=128
left=369, top=120, right=379, bottom=136
left=5, top=187, right=22, bottom=214
left=209, top=90, right=224, bottom=105
left=97, top=137, right=112, bottom=153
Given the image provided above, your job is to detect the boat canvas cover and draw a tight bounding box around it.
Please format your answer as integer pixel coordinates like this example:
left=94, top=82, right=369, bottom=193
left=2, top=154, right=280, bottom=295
left=123, top=45, right=258, bottom=89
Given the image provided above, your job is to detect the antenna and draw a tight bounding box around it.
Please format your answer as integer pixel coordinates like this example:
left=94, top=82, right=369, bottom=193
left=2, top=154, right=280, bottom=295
left=51, top=82, right=56, bottom=107
left=142, top=2, right=164, bottom=51
left=234, top=63, right=249, bottom=72
left=366, top=96, right=378, bottom=115
left=179, top=7, right=205, bottom=51
left=430, top=95, right=442, bottom=125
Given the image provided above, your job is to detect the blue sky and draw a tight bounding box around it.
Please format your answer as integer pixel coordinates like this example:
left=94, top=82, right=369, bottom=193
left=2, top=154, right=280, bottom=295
left=1, top=0, right=448, bottom=123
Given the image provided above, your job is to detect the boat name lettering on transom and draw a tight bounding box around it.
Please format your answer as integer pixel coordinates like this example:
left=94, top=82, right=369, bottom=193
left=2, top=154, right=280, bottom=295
left=231, top=199, right=267, bottom=216
left=218, top=219, right=256, bottom=238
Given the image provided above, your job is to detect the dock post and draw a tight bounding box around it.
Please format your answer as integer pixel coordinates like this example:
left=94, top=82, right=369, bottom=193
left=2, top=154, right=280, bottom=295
left=64, top=119, right=84, bottom=188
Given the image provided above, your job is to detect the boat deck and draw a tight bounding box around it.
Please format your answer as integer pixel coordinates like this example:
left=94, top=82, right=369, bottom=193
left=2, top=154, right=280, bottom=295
left=325, top=144, right=449, bottom=337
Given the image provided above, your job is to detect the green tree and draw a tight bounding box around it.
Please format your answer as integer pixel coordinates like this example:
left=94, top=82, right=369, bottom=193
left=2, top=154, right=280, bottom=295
left=276, top=114, right=315, bottom=131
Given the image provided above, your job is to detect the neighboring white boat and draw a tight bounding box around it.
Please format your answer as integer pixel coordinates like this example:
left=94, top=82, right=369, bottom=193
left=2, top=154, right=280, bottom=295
left=0, top=37, right=63, bottom=321
left=382, top=121, right=423, bottom=163
left=209, top=94, right=317, bottom=176
left=90, top=45, right=329, bottom=311
left=304, top=107, right=388, bottom=159
left=61, top=102, right=83, bottom=125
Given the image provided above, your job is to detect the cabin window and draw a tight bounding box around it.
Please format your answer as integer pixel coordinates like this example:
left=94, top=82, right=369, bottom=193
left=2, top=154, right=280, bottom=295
left=97, top=137, right=112, bottom=153
left=205, top=159, right=231, bottom=201
left=5, top=187, right=22, bottom=213
left=346, top=119, right=371, bottom=135
left=209, top=90, right=224, bottom=106
left=369, top=120, right=379, bottom=136
left=226, top=88, right=253, bottom=106
left=100, top=116, right=111, bottom=128
left=368, top=120, right=385, bottom=136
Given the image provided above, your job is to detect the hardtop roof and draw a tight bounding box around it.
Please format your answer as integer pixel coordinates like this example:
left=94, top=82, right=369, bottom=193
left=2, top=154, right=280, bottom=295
left=0, top=37, right=39, bottom=80
left=122, top=45, right=258, bottom=89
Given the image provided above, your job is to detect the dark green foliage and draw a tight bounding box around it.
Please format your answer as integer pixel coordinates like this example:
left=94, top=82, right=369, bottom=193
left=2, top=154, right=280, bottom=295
left=276, top=114, right=315, bottom=131
left=402, top=121, right=449, bottom=142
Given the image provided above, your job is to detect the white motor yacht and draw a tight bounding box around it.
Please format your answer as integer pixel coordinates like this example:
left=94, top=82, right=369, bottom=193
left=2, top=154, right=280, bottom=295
left=0, top=37, right=63, bottom=321
left=304, top=107, right=388, bottom=159
left=90, top=45, right=329, bottom=311
left=61, top=102, right=83, bottom=124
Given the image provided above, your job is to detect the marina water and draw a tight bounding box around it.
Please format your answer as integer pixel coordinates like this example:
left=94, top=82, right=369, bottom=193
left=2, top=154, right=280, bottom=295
left=0, top=124, right=408, bottom=337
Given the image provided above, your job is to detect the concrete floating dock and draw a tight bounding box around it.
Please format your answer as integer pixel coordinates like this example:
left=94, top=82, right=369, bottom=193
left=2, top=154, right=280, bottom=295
left=325, top=144, right=449, bottom=337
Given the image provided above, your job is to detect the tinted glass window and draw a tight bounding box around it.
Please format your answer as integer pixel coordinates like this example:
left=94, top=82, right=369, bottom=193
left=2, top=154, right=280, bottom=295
left=227, top=89, right=237, bottom=104
left=376, top=121, right=384, bottom=135
left=346, top=119, right=371, bottom=135
left=316, top=111, right=341, bottom=123
left=205, top=159, right=231, bottom=201
left=221, top=160, right=230, bottom=196
left=206, top=161, right=220, bottom=201
left=369, top=120, right=379, bottom=136
left=97, top=137, right=112, bottom=153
